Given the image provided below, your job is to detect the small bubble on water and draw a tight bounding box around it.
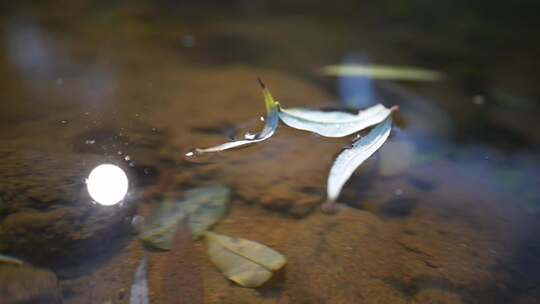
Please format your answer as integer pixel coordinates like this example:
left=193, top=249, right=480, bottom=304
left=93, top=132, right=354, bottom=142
left=124, top=155, right=131, bottom=161
left=117, top=151, right=122, bottom=155
left=473, top=95, right=485, bottom=105
left=260, top=116, right=265, bottom=122
left=128, top=161, right=136, bottom=167
left=85, top=139, right=96, bottom=145
left=184, top=148, right=215, bottom=163
left=131, top=215, right=145, bottom=234
left=181, top=35, right=196, bottom=48
left=60, top=120, right=67, bottom=124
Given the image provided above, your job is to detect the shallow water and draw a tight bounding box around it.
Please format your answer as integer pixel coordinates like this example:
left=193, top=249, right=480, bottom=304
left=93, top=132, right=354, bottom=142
left=1, top=1, right=540, bottom=303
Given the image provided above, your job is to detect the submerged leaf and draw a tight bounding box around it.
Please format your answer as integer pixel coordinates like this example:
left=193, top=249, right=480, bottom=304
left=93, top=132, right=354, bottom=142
left=327, top=117, right=393, bottom=202
left=204, top=231, right=286, bottom=288
left=187, top=80, right=279, bottom=155
left=140, top=200, right=185, bottom=250
left=278, top=103, right=396, bottom=137
left=0, top=253, right=23, bottom=265
left=320, top=64, right=443, bottom=81
left=183, top=184, right=230, bottom=238
left=140, top=184, right=230, bottom=249
left=130, top=256, right=150, bottom=304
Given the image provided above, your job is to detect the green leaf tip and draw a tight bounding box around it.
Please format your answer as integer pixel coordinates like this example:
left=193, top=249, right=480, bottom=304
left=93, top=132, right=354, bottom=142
left=257, top=78, right=279, bottom=112
left=257, top=77, right=266, bottom=89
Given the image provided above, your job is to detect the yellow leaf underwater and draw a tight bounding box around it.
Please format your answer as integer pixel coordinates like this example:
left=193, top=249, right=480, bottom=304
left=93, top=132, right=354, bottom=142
left=204, top=231, right=286, bottom=288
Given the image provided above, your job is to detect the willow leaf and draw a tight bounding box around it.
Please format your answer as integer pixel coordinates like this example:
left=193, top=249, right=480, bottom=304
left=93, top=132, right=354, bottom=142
left=204, top=231, right=286, bottom=288
left=320, top=64, right=443, bottom=81
left=278, top=103, right=396, bottom=137
left=327, top=117, right=393, bottom=202
left=130, top=256, right=150, bottom=304
left=188, top=80, right=279, bottom=155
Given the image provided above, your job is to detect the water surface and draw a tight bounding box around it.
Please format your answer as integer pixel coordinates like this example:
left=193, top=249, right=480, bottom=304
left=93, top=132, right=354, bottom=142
left=1, top=1, right=540, bottom=303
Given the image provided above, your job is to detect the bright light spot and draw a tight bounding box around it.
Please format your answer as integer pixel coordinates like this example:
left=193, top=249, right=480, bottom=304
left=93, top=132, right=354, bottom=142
left=86, top=164, right=128, bottom=206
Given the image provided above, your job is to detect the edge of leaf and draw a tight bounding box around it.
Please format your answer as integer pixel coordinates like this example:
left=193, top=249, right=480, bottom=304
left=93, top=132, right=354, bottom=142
left=257, top=78, right=280, bottom=113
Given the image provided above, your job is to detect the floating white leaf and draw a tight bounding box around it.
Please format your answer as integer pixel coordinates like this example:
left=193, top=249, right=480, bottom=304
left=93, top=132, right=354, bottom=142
left=188, top=80, right=279, bottom=155
left=327, top=117, right=393, bottom=202
left=278, top=103, right=396, bottom=137
left=204, top=231, right=286, bottom=288
left=130, top=256, right=150, bottom=304
left=320, top=64, right=443, bottom=81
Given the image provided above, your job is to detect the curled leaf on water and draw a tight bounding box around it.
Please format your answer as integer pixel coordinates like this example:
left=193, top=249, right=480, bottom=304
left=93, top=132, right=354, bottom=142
left=139, top=184, right=230, bottom=250
left=187, top=79, right=279, bottom=156
left=320, top=64, right=443, bottom=82
left=204, top=231, right=286, bottom=288
left=327, top=117, right=393, bottom=202
left=0, top=253, right=23, bottom=265
left=130, top=256, right=150, bottom=304
left=278, top=103, right=397, bottom=138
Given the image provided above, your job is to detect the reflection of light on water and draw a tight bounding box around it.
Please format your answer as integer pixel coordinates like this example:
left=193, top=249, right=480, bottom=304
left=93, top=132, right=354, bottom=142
left=379, top=139, right=416, bottom=177
left=338, top=53, right=375, bottom=109
left=86, top=164, right=128, bottom=206
left=5, top=20, right=116, bottom=105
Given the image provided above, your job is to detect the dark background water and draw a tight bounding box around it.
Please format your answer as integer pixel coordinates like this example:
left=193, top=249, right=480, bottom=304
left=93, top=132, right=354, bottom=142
left=1, top=1, right=540, bottom=303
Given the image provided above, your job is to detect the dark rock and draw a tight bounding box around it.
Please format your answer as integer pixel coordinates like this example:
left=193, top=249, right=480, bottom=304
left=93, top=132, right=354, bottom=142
left=0, top=264, right=62, bottom=303
left=320, top=201, right=342, bottom=214
left=0, top=148, right=132, bottom=265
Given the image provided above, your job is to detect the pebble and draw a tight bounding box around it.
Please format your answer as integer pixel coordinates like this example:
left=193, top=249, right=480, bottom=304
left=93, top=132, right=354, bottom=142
left=131, top=215, right=145, bottom=234
left=320, top=202, right=342, bottom=214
